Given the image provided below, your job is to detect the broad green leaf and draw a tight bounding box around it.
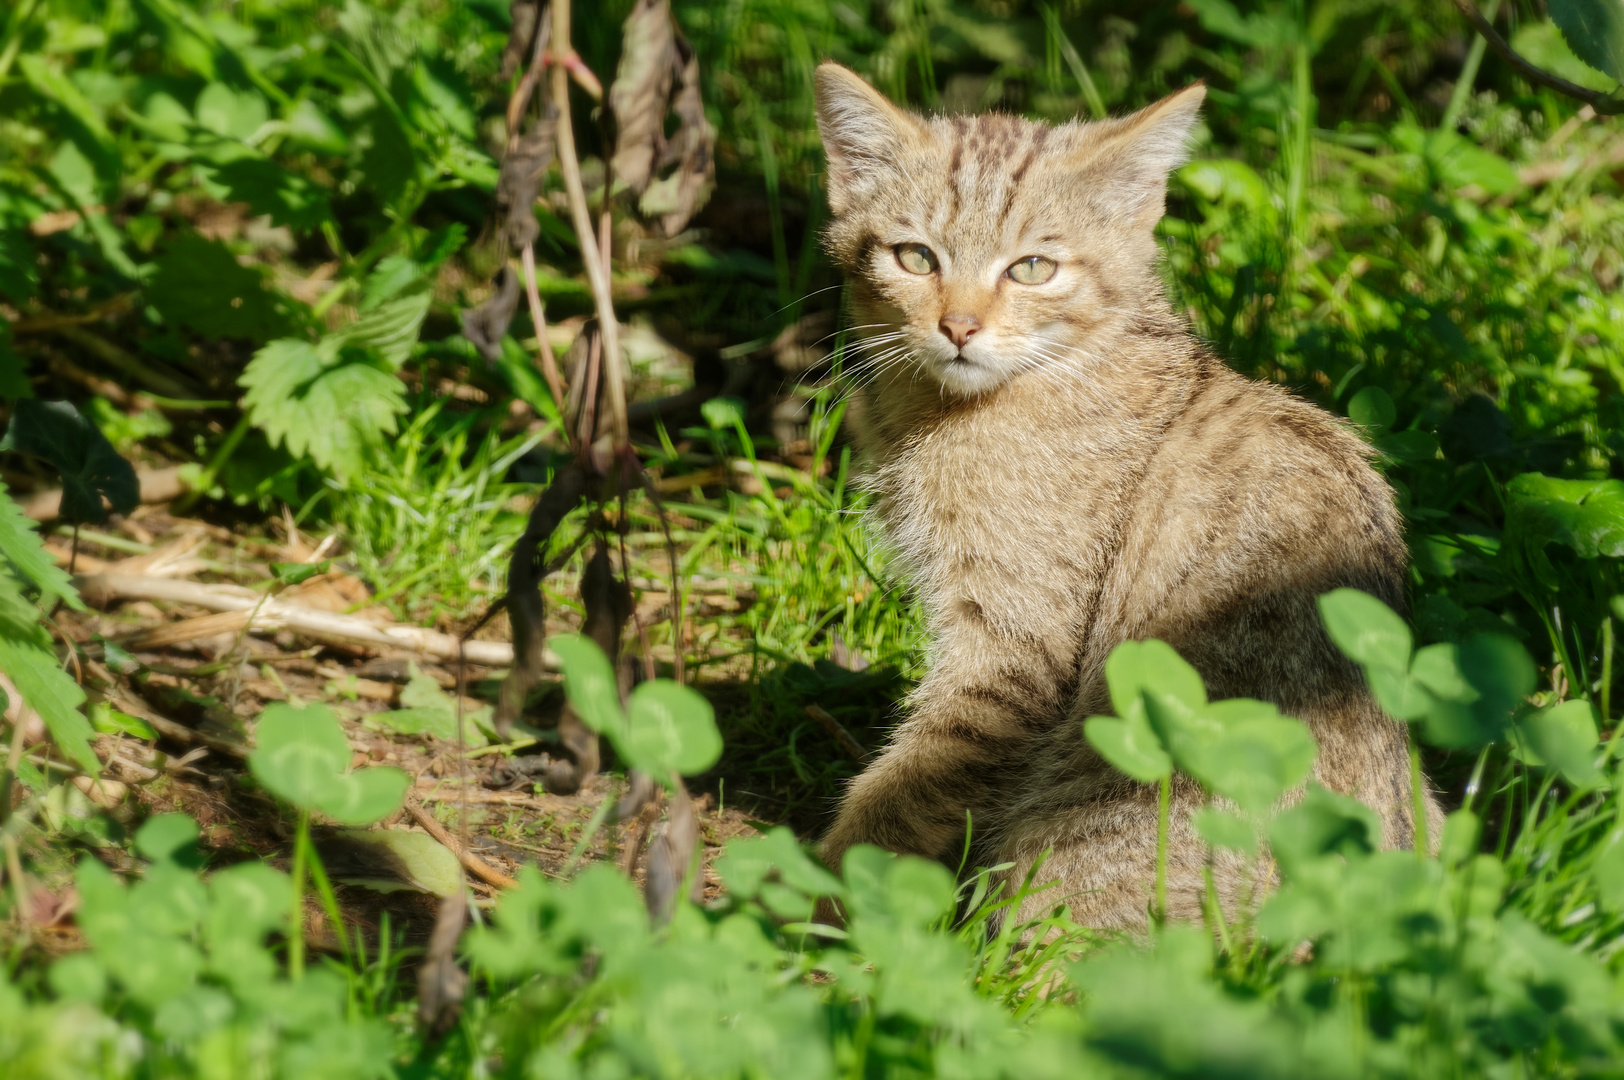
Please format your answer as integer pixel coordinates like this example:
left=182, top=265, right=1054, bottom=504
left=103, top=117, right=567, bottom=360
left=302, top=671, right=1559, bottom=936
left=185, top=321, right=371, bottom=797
left=1193, top=807, right=1256, bottom=851
left=549, top=634, right=627, bottom=737
left=1365, top=666, right=1434, bottom=722
left=148, top=234, right=289, bottom=342
left=363, top=669, right=492, bottom=747
left=212, top=158, right=332, bottom=230
left=48, top=953, right=108, bottom=1003
left=1594, top=835, right=1624, bottom=913
left=1318, top=588, right=1412, bottom=672
left=317, top=766, right=409, bottom=825
left=714, top=826, right=843, bottom=901
left=194, top=82, right=268, bottom=140
left=330, top=828, right=461, bottom=895
left=1147, top=695, right=1316, bottom=813
left=1267, top=785, right=1381, bottom=874
left=1347, top=386, right=1396, bottom=432
left=1506, top=474, right=1624, bottom=559
left=1511, top=699, right=1601, bottom=785
left=0, top=480, right=81, bottom=609
left=1372, top=430, right=1439, bottom=463
left=1548, top=0, right=1624, bottom=82
left=1142, top=689, right=1226, bottom=774
left=701, top=396, right=747, bottom=430
left=0, top=637, right=98, bottom=773
left=1410, top=643, right=1472, bottom=701
left=249, top=702, right=352, bottom=810
left=1083, top=712, right=1172, bottom=782
left=1102, top=638, right=1206, bottom=721
left=1510, top=22, right=1620, bottom=91
left=135, top=814, right=201, bottom=863
left=1439, top=810, right=1481, bottom=869
left=207, top=862, right=290, bottom=938
left=0, top=399, right=137, bottom=525
left=240, top=340, right=407, bottom=478
left=623, top=679, right=722, bottom=777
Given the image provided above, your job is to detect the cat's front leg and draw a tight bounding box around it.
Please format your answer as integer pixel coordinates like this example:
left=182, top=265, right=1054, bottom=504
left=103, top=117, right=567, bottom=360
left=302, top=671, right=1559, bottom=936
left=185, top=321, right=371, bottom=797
left=820, top=671, right=1042, bottom=879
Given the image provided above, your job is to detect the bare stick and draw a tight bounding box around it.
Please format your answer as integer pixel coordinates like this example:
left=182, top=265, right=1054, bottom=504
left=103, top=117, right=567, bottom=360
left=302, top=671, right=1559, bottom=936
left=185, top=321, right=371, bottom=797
left=550, top=0, right=629, bottom=444
left=1450, top=0, right=1624, bottom=115
left=404, top=798, right=520, bottom=890
left=805, top=704, right=871, bottom=764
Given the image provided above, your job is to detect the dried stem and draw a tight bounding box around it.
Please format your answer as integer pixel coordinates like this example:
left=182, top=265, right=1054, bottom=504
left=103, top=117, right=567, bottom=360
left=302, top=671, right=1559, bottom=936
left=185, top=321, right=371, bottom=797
left=550, top=0, right=628, bottom=446
left=1450, top=0, right=1624, bottom=115
left=520, top=243, right=566, bottom=412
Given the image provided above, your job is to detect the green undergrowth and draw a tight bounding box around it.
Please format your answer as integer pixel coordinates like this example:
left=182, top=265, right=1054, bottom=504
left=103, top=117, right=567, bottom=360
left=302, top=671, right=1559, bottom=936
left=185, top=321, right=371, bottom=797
left=7, top=0, right=1624, bottom=1076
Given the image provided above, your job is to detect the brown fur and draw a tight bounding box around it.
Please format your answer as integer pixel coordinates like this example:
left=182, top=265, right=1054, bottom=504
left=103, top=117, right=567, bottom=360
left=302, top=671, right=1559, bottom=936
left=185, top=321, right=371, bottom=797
left=813, top=63, right=1441, bottom=931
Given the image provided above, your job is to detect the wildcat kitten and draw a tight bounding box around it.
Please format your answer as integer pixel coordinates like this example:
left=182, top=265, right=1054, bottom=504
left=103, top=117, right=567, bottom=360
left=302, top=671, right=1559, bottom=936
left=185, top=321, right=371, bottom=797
left=813, top=63, right=1440, bottom=930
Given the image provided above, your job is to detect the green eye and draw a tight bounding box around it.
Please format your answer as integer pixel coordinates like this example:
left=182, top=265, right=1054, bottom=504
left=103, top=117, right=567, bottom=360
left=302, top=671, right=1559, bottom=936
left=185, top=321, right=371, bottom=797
left=1007, top=256, right=1057, bottom=285
left=895, top=244, right=938, bottom=275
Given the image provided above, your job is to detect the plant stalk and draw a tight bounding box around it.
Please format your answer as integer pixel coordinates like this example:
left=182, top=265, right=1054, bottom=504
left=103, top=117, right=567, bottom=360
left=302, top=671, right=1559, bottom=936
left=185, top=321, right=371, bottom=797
left=550, top=0, right=627, bottom=446
left=289, top=809, right=310, bottom=980
left=1155, top=773, right=1170, bottom=926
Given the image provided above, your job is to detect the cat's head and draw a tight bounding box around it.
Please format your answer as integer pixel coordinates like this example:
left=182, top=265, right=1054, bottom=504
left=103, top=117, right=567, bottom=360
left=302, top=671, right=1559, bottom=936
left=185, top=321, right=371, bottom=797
left=814, top=63, right=1204, bottom=396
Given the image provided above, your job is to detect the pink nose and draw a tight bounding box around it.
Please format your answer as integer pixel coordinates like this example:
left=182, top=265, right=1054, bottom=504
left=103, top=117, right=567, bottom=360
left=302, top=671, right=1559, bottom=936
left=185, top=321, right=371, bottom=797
left=939, top=315, right=981, bottom=349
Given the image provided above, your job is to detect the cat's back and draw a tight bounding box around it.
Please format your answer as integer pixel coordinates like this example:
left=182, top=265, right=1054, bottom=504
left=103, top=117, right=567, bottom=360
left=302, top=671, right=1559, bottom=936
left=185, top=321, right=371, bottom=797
left=1093, top=353, right=1406, bottom=705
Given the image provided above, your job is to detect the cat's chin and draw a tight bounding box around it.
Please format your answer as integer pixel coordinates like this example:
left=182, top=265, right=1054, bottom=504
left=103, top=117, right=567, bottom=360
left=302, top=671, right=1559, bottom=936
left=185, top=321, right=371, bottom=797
left=926, top=355, right=1013, bottom=396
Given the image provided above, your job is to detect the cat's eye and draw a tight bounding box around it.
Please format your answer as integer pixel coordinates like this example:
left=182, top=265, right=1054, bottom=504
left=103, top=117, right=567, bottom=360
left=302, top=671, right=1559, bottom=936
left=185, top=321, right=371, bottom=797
left=1007, top=256, right=1057, bottom=285
left=894, top=244, right=938, bottom=275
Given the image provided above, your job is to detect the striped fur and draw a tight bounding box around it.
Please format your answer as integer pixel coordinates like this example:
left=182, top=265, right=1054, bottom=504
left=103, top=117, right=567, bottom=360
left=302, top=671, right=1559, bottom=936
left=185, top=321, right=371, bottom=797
left=813, top=63, right=1440, bottom=931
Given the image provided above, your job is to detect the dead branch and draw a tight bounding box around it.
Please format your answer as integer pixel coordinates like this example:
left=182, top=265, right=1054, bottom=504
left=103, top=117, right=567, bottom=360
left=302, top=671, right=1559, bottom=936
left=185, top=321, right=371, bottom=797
left=77, top=573, right=529, bottom=669
left=404, top=799, right=520, bottom=890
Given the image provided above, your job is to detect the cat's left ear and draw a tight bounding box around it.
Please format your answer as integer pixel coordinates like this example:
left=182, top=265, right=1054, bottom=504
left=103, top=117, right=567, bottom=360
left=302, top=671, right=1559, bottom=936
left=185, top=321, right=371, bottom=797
left=1092, top=82, right=1206, bottom=226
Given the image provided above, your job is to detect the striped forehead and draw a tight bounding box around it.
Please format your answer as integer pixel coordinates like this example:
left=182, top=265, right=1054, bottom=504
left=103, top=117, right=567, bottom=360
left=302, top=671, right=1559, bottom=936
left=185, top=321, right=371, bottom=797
left=920, top=114, right=1054, bottom=256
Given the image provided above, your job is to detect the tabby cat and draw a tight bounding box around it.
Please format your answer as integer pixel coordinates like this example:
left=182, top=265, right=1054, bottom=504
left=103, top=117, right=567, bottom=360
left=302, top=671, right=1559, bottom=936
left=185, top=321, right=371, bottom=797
left=813, top=62, right=1440, bottom=930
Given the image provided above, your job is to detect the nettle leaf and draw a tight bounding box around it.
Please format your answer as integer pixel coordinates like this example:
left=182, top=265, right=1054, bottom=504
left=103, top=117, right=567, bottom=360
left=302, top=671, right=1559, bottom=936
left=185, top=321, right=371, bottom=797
left=1548, top=0, right=1624, bottom=83
left=0, top=636, right=98, bottom=773
left=550, top=633, right=628, bottom=738
left=1319, top=589, right=1412, bottom=672
left=240, top=340, right=407, bottom=479
left=0, top=480, right=81, bottom=609
left=148, top=234, right=289, bottom=342
left=211, top=158, right=332, bottom=230
left=331, top=288, right=431, bottom=371
left=1, top=399, right=137, bottom=525
left=623, top=679, right=722, bottom=778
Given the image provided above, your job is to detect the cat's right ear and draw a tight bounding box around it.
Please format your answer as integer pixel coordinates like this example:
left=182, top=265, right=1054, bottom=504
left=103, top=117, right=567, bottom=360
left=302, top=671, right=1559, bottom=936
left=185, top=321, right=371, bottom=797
left=815, top=63, right=922, bottom=215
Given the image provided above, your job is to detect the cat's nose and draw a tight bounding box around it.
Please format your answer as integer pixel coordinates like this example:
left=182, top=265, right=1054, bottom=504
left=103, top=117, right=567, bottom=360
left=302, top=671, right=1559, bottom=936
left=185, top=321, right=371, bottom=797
left=939, top=314, right=981, bottom=349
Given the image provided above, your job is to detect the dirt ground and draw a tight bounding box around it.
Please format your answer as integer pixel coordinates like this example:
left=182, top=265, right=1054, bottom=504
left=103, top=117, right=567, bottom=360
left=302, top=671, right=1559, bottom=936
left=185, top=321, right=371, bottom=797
left=13, top=504, right=771, bottom=956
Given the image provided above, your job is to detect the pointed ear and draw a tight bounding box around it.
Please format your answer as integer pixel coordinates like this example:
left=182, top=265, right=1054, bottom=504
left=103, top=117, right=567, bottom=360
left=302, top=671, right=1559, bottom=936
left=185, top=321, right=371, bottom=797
left=814, top=63, right=925, bottom=215
left=1090, top=82, right=1206, bottom=226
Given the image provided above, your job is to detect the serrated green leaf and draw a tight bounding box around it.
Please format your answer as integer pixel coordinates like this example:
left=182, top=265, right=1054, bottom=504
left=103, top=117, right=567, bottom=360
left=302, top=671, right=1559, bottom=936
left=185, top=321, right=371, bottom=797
left=1548, top=0, right=1624, bottom=82
left=0, top=637, right=98, bottom=773
left=332, top=289, right=431, bottom=371
left=1, top=400, right=137, bottom=525
left=0, top=480, right=81, bottom=609
left=623, top=679, right=722, bottom=777
left=241, top=340, right=407, bottom=478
